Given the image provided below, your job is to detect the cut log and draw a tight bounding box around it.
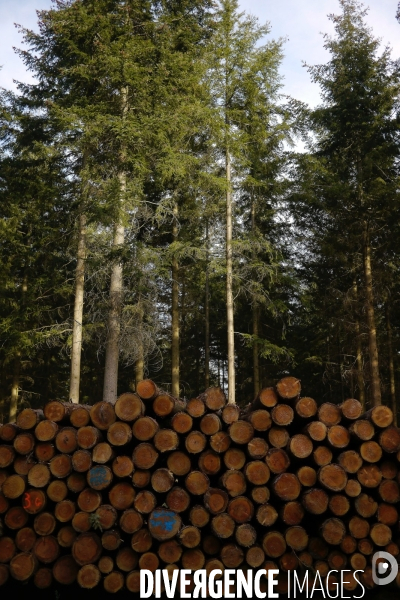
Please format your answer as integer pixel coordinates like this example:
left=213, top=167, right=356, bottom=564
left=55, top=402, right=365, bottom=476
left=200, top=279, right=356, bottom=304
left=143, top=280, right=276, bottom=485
left=132, top=469, right=151, bottom=488
left=166, top=486, right=190, bottom=513
left=186, top=397, right=206, bottom=418
left=34, top=442, right=55, bottom=462
left=185, top=430, right=206, bottom=454
left=289, top=434, right=313, bottom=458
left=15, top=528, right=36, bottom=552
left=378, top=479, right=400, bottom=503
left=256, top=387, right=278, bottom=408
left=132, top=443, right=158, bottom=469
left=92, top=442, right=115, bottom=463
left=340, top=535, right=357, bottom=554
left=320, top=518, right=346, bottom=545
left=16, top=408, right=44, bottom=430
left=360, top=440, right=382, bottom=463
left=136, top=379, right=159, bottom=400
left=295, top=397, right=317, bottom=419
left=349, top=419, right=375, bottom=441
left=171, top=412, right=193, bottom=434
left=5, top=506, right=28, bottom=530
left=354, top=493, right=377, bottom=518
left=90, top=402, right=116, bottom=430
left=107, top=421, right=132, bottom=446
left=318, top=464, right=347, bottom=492
left=328, top=550, right=347, bottom=570
left=55, top=499, right=76, bottom=523
left=52, top=555, right=78, bottom=585
left=348, top=516, right=370, bottom=539
left=198, top=450, right=221, bottom=475
left=340, top=398, right=362, bottom=420
left=227, top=496, right=254, bottom=523
left=262, top=531, right=286, bottom=558
left=229, top=421, right=254, bottom=444
left=77, top=488, right=102, bottom=512
left=221, top=404, right=240, bottom=424
left=337, top=450, right=363, bottom=474
left=220, top=544, right=244, bottom=568
left=209, top=431, right=231, bottom=453
left=154, top=429, right=179, bottom=453
left=244, top=460, right=270, bottom=485
left=379, top=426, right=400, bottom=453
left=370, top=525, right=392, bottom=546
left=77, top=426, right=102, bottom=450
left=235, top=524, right=257, bottom=547
left=125, top=570, right=141, bottom=593
left=200, top=413, right=222, bottom=436
left=27, top=463, right=51, bottom=488
left=328, top=494, right=350, bottom=516
left=380, top=460, right=397, bottom=479
left=114, top=392, right=144, bottom=422
left=57, top=526, right=77, bottom=548
left=313, top=446, right=333, bottom=467
left=246, top=545, right=265, bottom=567
left=13, top=433, right=35, bottom=455
left=305, top=421, right=327, bottom=442
left=87, top=465, right=113, bottom=491
left=280, top=501, right=304, bottom=525
left=14, top=455, right=35, bottom=476
left=55, top=427, right=78, bottom=454
left=49, top=454, right=72, bottom=478
left=22, top=489, right=46, bottom=514
left=131, top=528, right=152, bottom=553
left=0, top=537, right=16, bottom=563
left=116, top=547, right=138, bottom=572
left=202, top=534, right=221, bottom=555
left=35, top=420, right=58, bottom=442
left=308, top=537, right=329, bottom=559
left=166, top=450, right=191, bottom=476
left=318, top=403, right=341, bottom=426
left=327, top=425, right=350, bottom=448
left=179, top=525, right=201, bottom=548
left=103, top=571, right=124, bottom=593
left=94, top=504, right=117, bottom=530
left=67, top=473, right=86, bottom=493
left=182, top=548, right=205, bottom=570
left=271, top=405, right=294, bottom=427
left=0, top=423, right=19, bottom=442
left=77, top=564, right=101, bottom=589
left=349, top=553, right=366, bottom=571
left=358, top=538, right=373, bottom=555
left=357, top=464, right=382, bottom=488
left=377, top=503, right=398, bottom=525
left=256, top=503, right=278, bottom=527
left=33, top=512, right=56, bottom=536
left=2, top=474, right=26, bottom=499
left=71, top=512, right=91, bottom=533
left=112, top=455, right=133, bottom=478
left=272, top=473, right=301, bottom=501
left=247, top=437, right=269, bottom=459
left=276, top=377, right=301, bottom=400
left=108, top=482, right=135, bottom=510
left=297, top=466, right=317, bottom=487
left=44, top=401, right=73, bottom=423
left=9, top=552, right=38, bottom=581
left=246, top=410, right=272, bottom=432
left=98, top=556, right=114, bottom=574
left=211, top=513, right=235, bottom=538
left=223, top=447, right=246, bottom=470
left=101, top=529, right=122, bottom=551
left=69, top=405, right=91, bottom=428
left=132, top=416, right=159, bottom=441
left=204, top=488, right=229, bottom=515
left=302, top=488, right=329, bottom=515
left=33, top=535, right=60, bottom=564
left=119, top=508, right=143, bottom=534
left=134, top=490, right=157, bottom=514
left=345, top=482, right=361, bottom=502
left=363, top=405, right=393, bottom=428
left=150, top=468, right=174, bottom=493
left=185, top=471, right=209, bottom=495
left=0, top=493, right=8, bottom=514
left=189, top=505, right=210, bottom=528
left=285, top=526, right=308, bottom=551
left=148, top=509, right=182, bottom=541
left=72, top=449, right=92, bottom=472
left=221, top=469, right=246, bottom=497
left=34, top=567, right=53, bottom=589
left=199, top=387, right=226, bottom=411
left=153, top=394, right=185, bottom=418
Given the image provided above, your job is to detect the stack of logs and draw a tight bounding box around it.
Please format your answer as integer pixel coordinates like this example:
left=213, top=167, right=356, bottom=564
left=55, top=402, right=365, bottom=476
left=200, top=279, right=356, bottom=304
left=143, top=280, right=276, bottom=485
left=0, top=376, right=400, bottom=594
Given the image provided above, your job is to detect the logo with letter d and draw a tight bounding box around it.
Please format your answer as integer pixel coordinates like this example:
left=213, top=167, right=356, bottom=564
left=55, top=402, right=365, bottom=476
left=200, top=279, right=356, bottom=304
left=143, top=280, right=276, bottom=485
left=372, top=551, right=398, bottom=586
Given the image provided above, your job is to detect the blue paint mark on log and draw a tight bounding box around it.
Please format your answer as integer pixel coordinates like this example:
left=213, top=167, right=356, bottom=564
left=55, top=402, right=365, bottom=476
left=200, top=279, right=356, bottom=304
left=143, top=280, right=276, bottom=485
left=149, top=509, right=181, bottom=540
left=88, top=466, right=110, bottom=488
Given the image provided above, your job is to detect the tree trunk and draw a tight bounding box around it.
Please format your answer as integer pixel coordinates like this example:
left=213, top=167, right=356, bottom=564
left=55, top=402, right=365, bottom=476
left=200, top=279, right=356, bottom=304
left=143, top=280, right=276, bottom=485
left=385, top=302, right=396, bottom=425
left=103, top=86, right=128, bottom=403
left=134, top=297, right=144, bottom=388
left=226, top=149, right=235, bottom=404
left=69, top=212, right=86, bottom=403
left=352, top=280, right=365, bottom=409
left=362, top=223, right=381, bottom=406
left=205, top=222, right=210, bottom=388
left=251, top=198, right=260, bottom=397
left=171, top=202, right=180, bottom=398
left=9, top=355, right=20, bottom=423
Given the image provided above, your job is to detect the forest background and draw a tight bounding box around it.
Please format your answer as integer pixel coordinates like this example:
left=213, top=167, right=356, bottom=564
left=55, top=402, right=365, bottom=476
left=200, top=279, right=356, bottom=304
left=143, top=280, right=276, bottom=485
left=0, top=0, right=400, bottom=422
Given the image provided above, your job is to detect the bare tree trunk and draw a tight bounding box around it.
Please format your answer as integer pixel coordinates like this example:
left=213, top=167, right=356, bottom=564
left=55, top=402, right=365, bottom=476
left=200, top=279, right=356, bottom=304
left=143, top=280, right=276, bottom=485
left=352, top=279, right=365, bottom=409
left=69, top=212, right=86, bottom=403
left=134, top=297, right=144, bottom=388
left=386, top=302, right=397, bottom=425
left=205, top=222, right=210, bottom=388
left=9, top=355, right=20, bottom=423
left=171, top=202, right=180, bottom=398
left=251, top=197, right=260, bottom=398
left=362, top=222, right=381, bottom=406
left=226, top=149, right=235, bottom=404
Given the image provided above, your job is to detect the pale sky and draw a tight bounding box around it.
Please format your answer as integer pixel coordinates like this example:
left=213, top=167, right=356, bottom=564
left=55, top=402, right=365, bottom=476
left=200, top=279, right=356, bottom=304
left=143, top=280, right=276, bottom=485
left=0, top=0, right=399, bottom=107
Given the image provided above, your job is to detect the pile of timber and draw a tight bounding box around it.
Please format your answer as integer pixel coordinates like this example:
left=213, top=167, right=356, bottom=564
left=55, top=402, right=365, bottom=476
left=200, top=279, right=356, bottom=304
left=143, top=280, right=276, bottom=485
left=0, top=376, right=400, bottom=594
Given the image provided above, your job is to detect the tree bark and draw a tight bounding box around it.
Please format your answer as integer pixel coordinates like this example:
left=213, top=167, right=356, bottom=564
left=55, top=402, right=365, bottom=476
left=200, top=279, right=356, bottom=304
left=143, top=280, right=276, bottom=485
left=352, top=280, right=365, bottom=409
left=69, top=212, right=86, bottom=403
left=362, top=222, right=381, bottom=405
left=9, top=355, right=20, bottom=423
left=134, top=296, right=144, bottom=388
left=171, top=202, right=180, bottom=398
left=205, top=222, right=210, bottom=388
left=385, top=302, right=396, bottom=425
left=103, top=86, right=128, bottom=403
left=226, top=149, right=235, bottom=403
left=251, top=198, right=260, bottom=397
